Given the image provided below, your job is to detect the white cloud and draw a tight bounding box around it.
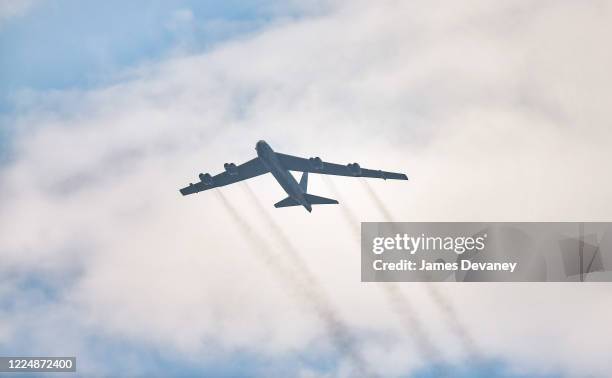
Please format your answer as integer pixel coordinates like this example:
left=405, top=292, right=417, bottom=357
left=1, top=0, right=612, bottom=376
left=0, top=0, right=40, bottom=24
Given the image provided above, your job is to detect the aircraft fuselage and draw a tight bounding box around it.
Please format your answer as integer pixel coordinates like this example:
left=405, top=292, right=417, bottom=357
left=256, top=140, right=311, bottom=212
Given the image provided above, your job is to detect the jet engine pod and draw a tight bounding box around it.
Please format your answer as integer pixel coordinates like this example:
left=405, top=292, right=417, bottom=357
left=224, top=163, right=238, bottom=176
left=309, top=157, right=323, bottom=170
left=347, top=162, right=361, bottom=176
left=199, top=173, right=213, bottom=185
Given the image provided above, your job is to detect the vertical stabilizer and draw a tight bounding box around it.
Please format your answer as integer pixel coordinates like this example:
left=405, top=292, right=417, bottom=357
left=299, top=172, right=308, bottom=191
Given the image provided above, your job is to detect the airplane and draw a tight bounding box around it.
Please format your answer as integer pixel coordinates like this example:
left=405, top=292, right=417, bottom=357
left=179, top=140, right=408, bottom=212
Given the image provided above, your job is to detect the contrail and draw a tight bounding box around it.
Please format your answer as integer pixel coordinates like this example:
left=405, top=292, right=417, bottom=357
left=322, top=176, right=444, bottom=367
left=322, top=177, right=360, bottom=237
left=215, top=189, right=377, bottom=377
left=359, top=179, right=394, bottom=221
left=360, top=179, right=482, bottom=361
left=240, top=183, right=321, bottom=289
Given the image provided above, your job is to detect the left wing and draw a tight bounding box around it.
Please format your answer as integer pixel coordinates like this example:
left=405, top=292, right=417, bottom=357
left=276, top=153, right=408, bottom=180
left=180, top=157, right=268, bottom=195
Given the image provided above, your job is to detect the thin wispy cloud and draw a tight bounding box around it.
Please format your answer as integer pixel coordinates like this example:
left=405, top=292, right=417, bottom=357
left=0, top=0, right=40, bottom=24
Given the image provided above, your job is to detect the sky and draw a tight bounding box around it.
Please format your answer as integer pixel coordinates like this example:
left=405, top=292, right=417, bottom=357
left=1, top=0, right=612, bottom=377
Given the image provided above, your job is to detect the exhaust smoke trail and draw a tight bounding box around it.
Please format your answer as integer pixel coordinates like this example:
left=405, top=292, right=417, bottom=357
left=322, top=176, right=360, bottom=236
left=322, top=176, right=444, bottom=366
left=215, top=189, right=377, bottom=377
left=360, top=179, right=394, bottom=222
left=360, top=179, right=482, bottom=361
left=240, top=183, right=321, bottom=289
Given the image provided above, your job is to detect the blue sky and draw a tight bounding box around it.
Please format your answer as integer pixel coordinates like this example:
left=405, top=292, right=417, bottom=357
left=0, top=0, right=289, bottom=113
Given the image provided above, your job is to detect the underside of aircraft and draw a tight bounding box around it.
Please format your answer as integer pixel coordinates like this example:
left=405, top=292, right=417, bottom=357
left=180, top=140, right=408, bottom=212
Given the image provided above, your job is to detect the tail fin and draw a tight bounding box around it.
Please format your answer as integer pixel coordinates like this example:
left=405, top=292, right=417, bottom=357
left=304, top=193, right=338, bottom=205
left=299, top=172, right=308, bottom=191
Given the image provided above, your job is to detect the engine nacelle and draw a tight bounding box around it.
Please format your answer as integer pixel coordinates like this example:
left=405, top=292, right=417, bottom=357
left=309, top=156, right=323, bottom=170
left=199, top=173, right=213, bottom=185
left=224, top=163, right=238, bottom=176
left=347, top=162, right=361, bottom=176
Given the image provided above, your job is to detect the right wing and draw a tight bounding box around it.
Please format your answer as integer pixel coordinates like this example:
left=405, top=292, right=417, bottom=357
left=180, top=157, right=268, bottom=195
left=276, top=153, right=408, bottom=180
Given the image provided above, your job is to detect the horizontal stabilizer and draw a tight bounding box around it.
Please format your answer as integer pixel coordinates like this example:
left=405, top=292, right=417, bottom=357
left=304, top=193, right=338, bottom=205
left=274, top=197, right=300, bottom=208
